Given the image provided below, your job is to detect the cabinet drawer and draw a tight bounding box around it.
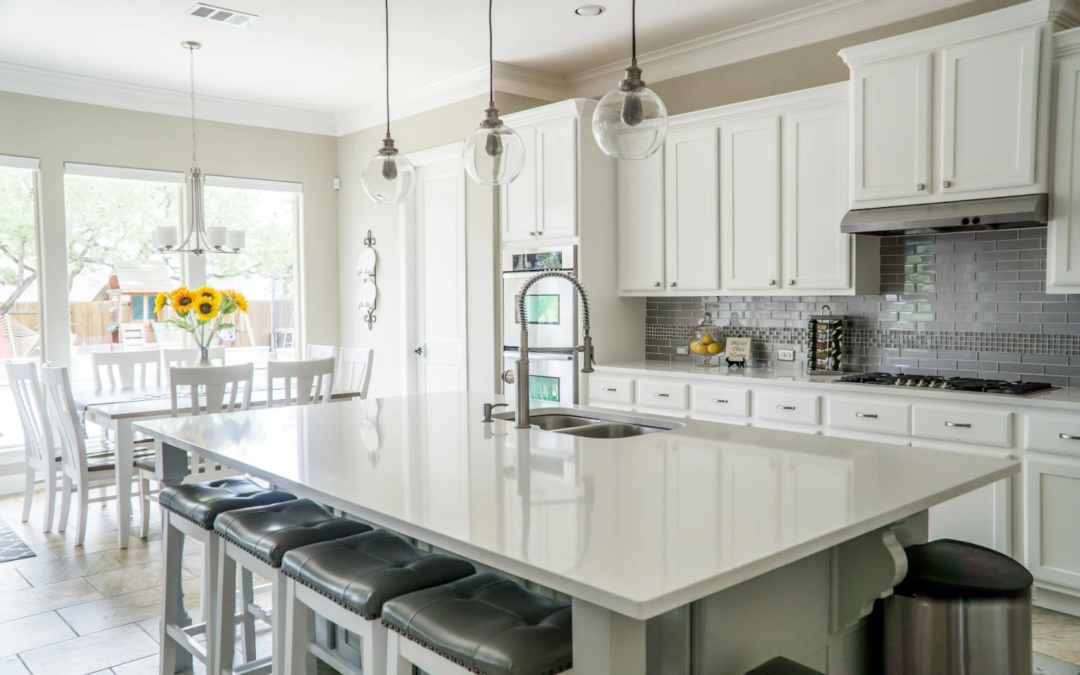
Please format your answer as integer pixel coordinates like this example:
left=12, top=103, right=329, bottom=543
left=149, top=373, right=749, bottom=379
left=692, top=386, right=750, bottom=418
left=912, top=406, right=1012, bottom=447
left=590, top=377, right=634, bottom=405
left=756, top=391, right=820, bottom=426
left=638, top=381, right=688, bottom=411
left=829, top=398, right=910, bottom=436
left=1026, top=415, right=1080, bottom=458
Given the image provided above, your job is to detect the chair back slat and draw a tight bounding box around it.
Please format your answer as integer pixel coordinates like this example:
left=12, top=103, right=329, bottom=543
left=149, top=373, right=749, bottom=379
left=169, top=363, right=254, bottom=417
left=5, top=361, right=55, bottom=468
left=267, top=358, right=335, bottom=408
left=339, top=348, right=374, bottom=398
left=91, top=350, right=161, bottom=390
left=305, top=344, right=338, bottom=361
left=41, top=366, right=88, bottom=483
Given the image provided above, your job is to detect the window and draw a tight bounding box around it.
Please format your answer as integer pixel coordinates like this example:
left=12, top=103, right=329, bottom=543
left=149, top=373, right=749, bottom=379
left=204, top=179, right=300, bottom=362
left=0, top=158, right=42, bottom=450
left=63, top=166, right=183, bottom=384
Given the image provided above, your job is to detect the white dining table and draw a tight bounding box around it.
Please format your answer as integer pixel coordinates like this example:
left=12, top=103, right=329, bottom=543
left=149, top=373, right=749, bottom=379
left=76, top=384, right=362, bottom=548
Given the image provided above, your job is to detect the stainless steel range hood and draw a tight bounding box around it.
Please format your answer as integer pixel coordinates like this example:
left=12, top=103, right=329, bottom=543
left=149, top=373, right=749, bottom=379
left=840, top=194, right=1048, bottom=236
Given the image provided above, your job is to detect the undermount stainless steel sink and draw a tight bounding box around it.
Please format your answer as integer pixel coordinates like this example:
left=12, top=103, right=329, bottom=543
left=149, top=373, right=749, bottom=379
left=492, top=409, right=681, bottom=439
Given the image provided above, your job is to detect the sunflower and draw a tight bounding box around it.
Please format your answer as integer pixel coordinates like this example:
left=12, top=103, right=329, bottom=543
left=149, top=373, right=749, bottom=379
left=222, top=289, right=248, bottom=313
left=170, top=288, right=199, bottom=316
left=153, top=292, right=167, bottom=316
left=193, top=295, right=220, bottom=322
left=195, top=286, right=222, bottom=304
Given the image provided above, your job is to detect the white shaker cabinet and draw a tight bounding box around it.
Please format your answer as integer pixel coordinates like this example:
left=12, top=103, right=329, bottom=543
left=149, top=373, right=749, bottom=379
left=720, top=115, right=782, bottom=292
left=1049, top=33, right=1080, bottom=292
left=617, top=150, right=665, bottom=291
left=500, top=116, right=578, bottom=242
left=502, top=124, right=538, bottom=243
left=1026, top=457, right=1080, bottom=591
left=664, top=127, right=721, bottom=292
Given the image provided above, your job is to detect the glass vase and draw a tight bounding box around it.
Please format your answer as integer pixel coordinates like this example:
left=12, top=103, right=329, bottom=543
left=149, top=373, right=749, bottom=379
left=197, top=346, right=213, bottom=367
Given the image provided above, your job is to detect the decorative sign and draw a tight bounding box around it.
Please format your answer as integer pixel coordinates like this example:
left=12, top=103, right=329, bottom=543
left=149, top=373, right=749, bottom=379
left=725, top=337, right=751, bottom=367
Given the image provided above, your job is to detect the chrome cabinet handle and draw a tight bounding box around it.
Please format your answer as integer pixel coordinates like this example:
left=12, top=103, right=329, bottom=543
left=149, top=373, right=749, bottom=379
left=945, top=421, right=971, bottom=428
left=777, top=405, right=796, bottom=411
left=916, top=182, right=925, bottom=191
left=769, top=279, right=776, bottom=286
left=538, top=231, right=544, bottom=236
left=711, top=398, right=728, bottom=404
left=654, top=393, right=670, bottom=398
left=856, top=412, right=878, bottom=419
left=788, top=279, right=795, bottom=286
left=1060, top=433, right=1080, bottom=440
left=670, top=281, right=677, bottom=287
left=603, top=387, right=618, bottom=392
left=943, top=180, right=952, bottom=189
left=654, top=282, right=662, bottom=287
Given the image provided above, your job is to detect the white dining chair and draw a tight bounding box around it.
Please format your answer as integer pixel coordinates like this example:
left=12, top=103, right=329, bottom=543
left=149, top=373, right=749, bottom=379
left=267, top=358, right=335, bottom=407
left=41, top=366, right=155, bottom=545
left=91, top=349, right=162, bottom=389
left=119, top=323, right=147, bottom=347
left=305, top=344, right=338, bottom=361
left=6, top=361, right=60, bottom=531
left=161, top=346, right=225, bottom=370
left=339, top=347, right=374, bottom=399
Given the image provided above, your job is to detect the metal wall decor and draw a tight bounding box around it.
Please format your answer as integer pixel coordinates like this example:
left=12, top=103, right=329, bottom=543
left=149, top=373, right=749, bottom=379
left=358, top=230, right=378, bottom=330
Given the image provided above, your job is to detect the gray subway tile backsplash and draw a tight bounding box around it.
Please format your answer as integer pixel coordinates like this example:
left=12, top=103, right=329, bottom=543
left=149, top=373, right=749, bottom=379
left=644, top=227, right=1080, bottom=382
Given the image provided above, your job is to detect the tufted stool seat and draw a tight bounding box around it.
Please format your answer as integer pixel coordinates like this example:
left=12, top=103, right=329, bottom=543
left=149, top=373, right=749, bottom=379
left=745, top=657, right=825, bottom=675
left=160, top=477, right=297, bottom=528
left=281, top=530, right=477, bottom=675
left=382, top=571, right=573, bottom=675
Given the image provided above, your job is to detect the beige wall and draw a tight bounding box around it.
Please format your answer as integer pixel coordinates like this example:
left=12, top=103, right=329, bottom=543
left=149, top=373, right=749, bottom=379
left=337, top=92, right=544, bottom=398
left=652, top=0, right=1025, bottom=115
left=0, top=90, right=339, bottom=365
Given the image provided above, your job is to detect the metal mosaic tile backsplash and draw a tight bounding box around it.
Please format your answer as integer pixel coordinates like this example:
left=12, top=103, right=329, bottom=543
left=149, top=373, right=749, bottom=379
left=645, top=227, right=1080, bottom=387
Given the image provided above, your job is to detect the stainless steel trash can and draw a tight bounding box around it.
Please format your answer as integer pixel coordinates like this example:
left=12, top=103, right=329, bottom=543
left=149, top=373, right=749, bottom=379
left=884, top=539, right=1034, bottom=675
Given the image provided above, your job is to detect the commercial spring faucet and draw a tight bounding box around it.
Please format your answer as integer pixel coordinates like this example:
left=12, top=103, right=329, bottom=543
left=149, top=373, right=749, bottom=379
left=504, top=271, right=593, bottom=429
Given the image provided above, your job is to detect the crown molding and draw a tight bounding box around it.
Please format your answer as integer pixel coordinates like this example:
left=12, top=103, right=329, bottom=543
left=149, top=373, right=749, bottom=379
left=567, top=0, right=978, bottom=97
left=1055, top=24, right=1080, bottom=56
left=0, top=60, right=337, bottom=136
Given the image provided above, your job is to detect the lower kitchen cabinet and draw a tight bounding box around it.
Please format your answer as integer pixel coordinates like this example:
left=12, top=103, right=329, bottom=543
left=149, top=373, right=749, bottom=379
left=1026, top=457, right=1080, bottom=591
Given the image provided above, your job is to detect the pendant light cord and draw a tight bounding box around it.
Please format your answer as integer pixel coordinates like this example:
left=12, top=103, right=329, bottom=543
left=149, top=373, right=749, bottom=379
left=631, top=0, right=637, bottom=64
left=488, top=0, right=494, bottom=106
left=385, top=0, right=391, bottom=138
left=189, top=45, right=197, bottom=168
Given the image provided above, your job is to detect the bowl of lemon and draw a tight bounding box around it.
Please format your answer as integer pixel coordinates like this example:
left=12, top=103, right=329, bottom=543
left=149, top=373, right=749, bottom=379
left=689, top=312, right=724, bottom=368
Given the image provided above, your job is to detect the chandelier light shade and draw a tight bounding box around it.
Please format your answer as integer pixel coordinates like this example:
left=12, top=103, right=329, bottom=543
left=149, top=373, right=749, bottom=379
left=362, top=0, right=415, bottom=204
left=592, top=0, right=668, bottom=160
left=156, top=41, right=243, bottom=255
left=463, top=0, right=526, bottom=185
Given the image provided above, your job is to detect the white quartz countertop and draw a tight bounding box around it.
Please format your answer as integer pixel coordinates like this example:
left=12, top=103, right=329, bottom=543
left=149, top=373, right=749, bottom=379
left=595, top=360, right=1080, bottom=411
left=135, top=392, right=1018, bottom=620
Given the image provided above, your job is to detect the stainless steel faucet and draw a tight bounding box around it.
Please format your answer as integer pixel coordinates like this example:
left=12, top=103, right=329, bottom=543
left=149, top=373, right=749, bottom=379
left=503, top=271, right=593, bottom=429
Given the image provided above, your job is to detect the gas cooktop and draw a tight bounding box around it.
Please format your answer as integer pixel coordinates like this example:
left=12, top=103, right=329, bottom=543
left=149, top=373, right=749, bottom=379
left=836, top=372, right=1058, bottom=396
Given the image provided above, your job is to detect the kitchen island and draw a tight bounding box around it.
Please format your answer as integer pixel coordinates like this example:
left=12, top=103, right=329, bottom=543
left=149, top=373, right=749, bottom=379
left=135, top=392, right=1019, bottom=675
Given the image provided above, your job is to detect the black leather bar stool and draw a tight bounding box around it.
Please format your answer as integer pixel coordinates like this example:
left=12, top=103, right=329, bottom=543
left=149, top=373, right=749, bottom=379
left=280, top=529, right=477, bottom=675
left=211, top=499, right=373, bottom=675
left=745, top=657, right=824, bottom=675
left=382, top=572, right=574, bottom=675
left=159, top=478, right=297, bottom=675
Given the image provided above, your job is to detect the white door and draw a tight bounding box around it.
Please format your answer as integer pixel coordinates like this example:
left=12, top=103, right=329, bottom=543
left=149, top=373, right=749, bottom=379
left=721, top=115, right=781, bottom=292
left=664, top=126, right=720, bottom=292
left=501, top=124, right=538, bottom=243
left=1026, top=458, right=1080, bottom=590
left=413, top=154, right=468, bottom=394
left=940, top=27, right=1040, bottom=196
left=850, top=54, right=932, bottom=204
left=783, top=103, right=851, bottom=291
left=536, top=117, right=577, bottom=239
left=618, top=150, right=665, bottom=292
left=1050, top=52, right=1080, bottom=291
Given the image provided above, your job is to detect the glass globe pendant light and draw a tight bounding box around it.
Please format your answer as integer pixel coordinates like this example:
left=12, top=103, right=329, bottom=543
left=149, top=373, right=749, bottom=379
left=362, top=0, right=415, bottom=204
left=592, top=0, right=668, bottom=160
left=463, top=0, right=526, bottom=185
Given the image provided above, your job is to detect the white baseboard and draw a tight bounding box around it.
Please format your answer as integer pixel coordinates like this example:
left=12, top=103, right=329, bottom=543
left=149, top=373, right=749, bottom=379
left=1035, top=583, right=1080, bottom=618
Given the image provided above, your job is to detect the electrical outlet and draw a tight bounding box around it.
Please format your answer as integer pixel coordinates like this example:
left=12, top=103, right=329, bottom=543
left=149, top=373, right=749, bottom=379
left=676, top=346, right=689, bottom=356
left=778, top=349, right=795, bottom=362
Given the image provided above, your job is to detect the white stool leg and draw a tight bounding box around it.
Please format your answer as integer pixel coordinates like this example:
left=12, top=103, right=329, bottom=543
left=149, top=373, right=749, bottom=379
left=283, top=578, right=316, bottom=675
left=160, top=512, right=184, bottom=675
left=385, top=631, right=412, bottom=675
left=363, top=621, right=388, bottom=675
left=240, top=568, right=257, bottom=662
left=271, top=571, right=288, bottom=675
left=213, top=540, right=238, bottom=675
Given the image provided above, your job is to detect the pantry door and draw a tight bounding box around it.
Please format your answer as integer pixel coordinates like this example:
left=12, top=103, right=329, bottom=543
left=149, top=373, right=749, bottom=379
left=407, top=145, right=468, bottom=395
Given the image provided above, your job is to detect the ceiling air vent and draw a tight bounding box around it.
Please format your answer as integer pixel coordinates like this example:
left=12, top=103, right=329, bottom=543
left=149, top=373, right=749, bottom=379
left=185, top=4, right=259, bottom=27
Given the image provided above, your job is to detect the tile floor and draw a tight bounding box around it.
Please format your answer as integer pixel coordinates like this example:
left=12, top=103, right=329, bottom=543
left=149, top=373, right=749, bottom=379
left=0, top=490, right=1076, bottom=675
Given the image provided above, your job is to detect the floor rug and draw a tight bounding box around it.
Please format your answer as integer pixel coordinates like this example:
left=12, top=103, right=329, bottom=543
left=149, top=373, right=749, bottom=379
left=0, top=518, right=35, bottom=564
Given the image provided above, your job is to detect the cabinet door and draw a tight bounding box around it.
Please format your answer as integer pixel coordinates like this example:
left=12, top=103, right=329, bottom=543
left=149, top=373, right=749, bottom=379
left=536, top=117, right=578, bottom=239
left=1049, top=53, right=1080, bottom=290
left=720, top=446, right=784, bottom=568
left=940, top=27, right=1040, bottom=195
left=1026, top=458, right=1080, bottom=590
left=783, top=104, right=851, bottom=291
left=618, top=150, right=665, bottom=292
left=501, top=124, right=538, bottom=242
left=664, top=127, right=720, bottom=291
left=850, top=54, right=932, bottom=203
left=721, top=116, right=781, bottom=291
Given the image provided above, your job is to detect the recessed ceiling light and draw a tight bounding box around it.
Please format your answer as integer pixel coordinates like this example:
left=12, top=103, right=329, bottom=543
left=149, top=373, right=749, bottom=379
left=575, top=5, right=606, bottom=17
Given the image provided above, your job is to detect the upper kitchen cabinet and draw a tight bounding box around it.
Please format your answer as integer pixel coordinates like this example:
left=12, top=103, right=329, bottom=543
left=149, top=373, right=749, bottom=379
left=617, top=149, right=666, bottom=292
left=664, top=127, right=721, bottom=292
left=1049, top=28, right=1080, bottom=292
left=840, top=1, right=1064, bottom=209
left=721, top=115, right=781, bottom=292
left=500, top=102, right=584, bottom=244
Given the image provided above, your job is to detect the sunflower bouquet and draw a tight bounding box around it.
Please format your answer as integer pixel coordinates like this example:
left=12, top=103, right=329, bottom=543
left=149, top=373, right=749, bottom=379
left=155, top=286, right=248, bottom=358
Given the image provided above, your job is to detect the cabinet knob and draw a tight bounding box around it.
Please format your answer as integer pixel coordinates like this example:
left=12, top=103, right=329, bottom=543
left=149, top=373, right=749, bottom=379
left=788, top=279, right=795, bottom=286
left=654, top=282, right=662, bottom=288
left=943, top=180, right=952, bottom=189
left=537, top=231, right=544, bottom=236
left=769, top=279, right=776, bottom=286
left=670, top=281, right=677, bottom=288
left=916, top=183, right=925, bottom=191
